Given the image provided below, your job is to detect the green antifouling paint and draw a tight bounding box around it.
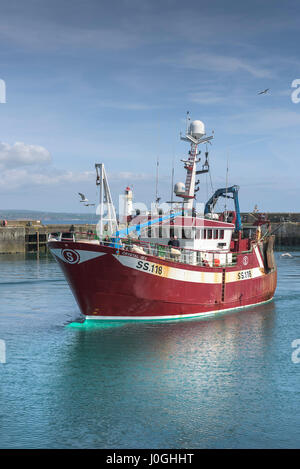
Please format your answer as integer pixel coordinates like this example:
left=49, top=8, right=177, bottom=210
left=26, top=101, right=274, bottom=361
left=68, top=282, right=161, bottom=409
left=66, top=320, right=128, bottom=329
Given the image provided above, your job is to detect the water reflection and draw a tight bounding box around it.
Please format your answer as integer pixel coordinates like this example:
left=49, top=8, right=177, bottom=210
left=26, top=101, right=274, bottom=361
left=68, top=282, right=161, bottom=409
left=42, top=302, right=277, bottom=447
left=67, top=300, right=276, bottom=368
left=2, top=250, right=299, bottom=448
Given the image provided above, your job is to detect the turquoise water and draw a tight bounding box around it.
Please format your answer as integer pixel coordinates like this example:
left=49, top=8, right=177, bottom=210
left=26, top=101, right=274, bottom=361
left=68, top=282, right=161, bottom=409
left=0, top=251, right=299, bottom=448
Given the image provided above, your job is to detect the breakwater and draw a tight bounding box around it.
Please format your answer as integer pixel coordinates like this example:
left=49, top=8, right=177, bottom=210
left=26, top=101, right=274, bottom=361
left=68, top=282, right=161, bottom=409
left=1, top=214, right=300, bottom=254
left=241, top=213, right=300, bottom=248
left=0, top=220, right=96, bottom=254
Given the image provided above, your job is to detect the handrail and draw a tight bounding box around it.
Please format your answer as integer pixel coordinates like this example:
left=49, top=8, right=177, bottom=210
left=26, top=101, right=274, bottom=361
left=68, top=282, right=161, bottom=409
left=48, top=231, right=239, bottom=268
left=117, top=238, right=237, bottom=267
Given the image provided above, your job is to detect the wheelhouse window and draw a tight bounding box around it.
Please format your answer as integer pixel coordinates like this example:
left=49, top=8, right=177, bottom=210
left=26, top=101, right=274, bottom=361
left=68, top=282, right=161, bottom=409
left=219, top=229, right=224, bottom=239
left=213, top=229, right=218, bottom=239
left=207, top=229, right=212, bottom=239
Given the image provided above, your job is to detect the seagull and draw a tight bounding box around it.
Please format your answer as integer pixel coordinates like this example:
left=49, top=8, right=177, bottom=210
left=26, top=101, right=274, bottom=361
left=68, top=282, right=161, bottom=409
left=258, top=88, right=270, bottom=95
left=281, top=252, right=292, bottom=258
left=78, top=192, right=88, bottom=203
left=84, top=203, right=95, bottom=207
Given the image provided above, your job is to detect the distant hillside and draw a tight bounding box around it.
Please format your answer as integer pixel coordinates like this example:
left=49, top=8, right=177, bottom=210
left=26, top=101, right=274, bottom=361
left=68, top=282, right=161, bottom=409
left=0, top=209, right=99, bottom=225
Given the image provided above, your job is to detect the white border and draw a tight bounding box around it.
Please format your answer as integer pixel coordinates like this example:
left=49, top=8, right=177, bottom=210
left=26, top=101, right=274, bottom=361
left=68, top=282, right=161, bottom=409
left=50, top=248, right=106, bottom=264
left=114, top=253, right=263, bottom=284
left=254, top=245, right=264, bottom=269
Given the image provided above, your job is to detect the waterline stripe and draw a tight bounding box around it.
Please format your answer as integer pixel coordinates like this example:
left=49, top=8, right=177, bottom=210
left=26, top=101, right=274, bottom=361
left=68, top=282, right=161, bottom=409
left=85, top=297, right=274, bottom=321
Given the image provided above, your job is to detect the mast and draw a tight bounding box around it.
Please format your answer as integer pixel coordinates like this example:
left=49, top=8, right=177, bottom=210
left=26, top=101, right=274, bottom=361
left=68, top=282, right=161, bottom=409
left=224, top=157, right=229, bottom=221
left=155, top=118, right=161, bottom=207
left=179, top=119, right=214, bottom=211
left=170, top=158, right=175, bottom=204
left=95, top=163, right=118, bottom=237
left=155, top=156, right=160, bottom=206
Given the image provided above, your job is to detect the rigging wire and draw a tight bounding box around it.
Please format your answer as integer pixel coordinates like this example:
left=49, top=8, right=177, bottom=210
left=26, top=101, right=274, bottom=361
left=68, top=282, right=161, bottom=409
left=207, top=144, right=214, bottom=194
left=170, top=153, right=175, bottom=205
left=155, top=117, right=161, bottom=207
left=205, top=144, right=216, bottom=212
left=224, top=156, right=229, bottom=220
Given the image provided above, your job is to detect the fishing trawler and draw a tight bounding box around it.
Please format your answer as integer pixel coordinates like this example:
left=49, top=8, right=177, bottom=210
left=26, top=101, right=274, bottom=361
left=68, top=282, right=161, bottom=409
left=48, top=118, right=277, bottom=320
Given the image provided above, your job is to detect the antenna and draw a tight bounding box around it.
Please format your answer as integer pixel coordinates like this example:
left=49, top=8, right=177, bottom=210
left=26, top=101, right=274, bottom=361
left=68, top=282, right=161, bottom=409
left=155, top=119, right=160, bottom=207
left=224, top=157, right=229, bottom=220
left=186, top=111, right=190, bottom=134
left=166, top=140, right=178, bottom=206
left=170, top=156, right=175, bottom=204
left=155, top=156, right=160, bottom=206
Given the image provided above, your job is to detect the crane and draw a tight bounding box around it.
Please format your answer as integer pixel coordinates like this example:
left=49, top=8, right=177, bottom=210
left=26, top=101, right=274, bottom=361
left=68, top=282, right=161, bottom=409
left=204, top=185, right=242, bottom=231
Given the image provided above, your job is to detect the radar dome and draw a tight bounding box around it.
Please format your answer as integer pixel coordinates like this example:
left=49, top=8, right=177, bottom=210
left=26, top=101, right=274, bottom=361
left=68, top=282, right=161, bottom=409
left=189, top=120, right=205, bottom=139
left=174, top=182, right=185, bottom=196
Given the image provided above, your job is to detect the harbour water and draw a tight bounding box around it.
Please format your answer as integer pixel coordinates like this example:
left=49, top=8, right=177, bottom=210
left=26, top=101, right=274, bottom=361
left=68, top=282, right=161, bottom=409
left=0, top=251, right=299, bottom=448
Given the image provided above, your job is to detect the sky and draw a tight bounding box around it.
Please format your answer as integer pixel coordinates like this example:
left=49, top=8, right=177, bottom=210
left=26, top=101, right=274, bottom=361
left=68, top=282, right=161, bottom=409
left=1, top=0, right=300, bottom=213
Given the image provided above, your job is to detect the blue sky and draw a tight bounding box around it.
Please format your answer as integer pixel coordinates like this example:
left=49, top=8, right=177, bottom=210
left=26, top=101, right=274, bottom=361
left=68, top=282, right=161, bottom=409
left=0, top=0, right=300, bottom=213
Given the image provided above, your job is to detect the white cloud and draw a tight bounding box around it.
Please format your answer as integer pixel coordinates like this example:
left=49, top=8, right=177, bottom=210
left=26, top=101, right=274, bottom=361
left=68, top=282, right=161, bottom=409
left=0, top=141, right=152, bottom=193
left=188, top=91, right=226, bottom=105
left=226, top=108, right=300, bottom=134
left=96, top=99, right=162, bottom=110
left=108, top=171, right=153, bottom=181
left=159, top=52, right=273, bottom=79
left=0, top=17, right=140, bottom=52
left=0, top=140, right=95, bottom=190
left=0, top=141, right=51, bottom=168
left=0, top=167, right=95, bottom=191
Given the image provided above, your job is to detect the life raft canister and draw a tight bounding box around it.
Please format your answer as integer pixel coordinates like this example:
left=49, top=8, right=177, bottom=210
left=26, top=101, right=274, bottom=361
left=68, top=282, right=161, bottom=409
left=256, top=226, right=261, bottom=241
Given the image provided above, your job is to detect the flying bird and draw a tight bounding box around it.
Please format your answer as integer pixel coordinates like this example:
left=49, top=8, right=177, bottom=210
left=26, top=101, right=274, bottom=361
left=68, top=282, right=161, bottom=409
left=258, top=88, right=270, bottom=95
left=84, top=203, right=95, bottom=207
left=281, top=252, right=292, bottom=258
left=78, top=192, right=88, bottom=202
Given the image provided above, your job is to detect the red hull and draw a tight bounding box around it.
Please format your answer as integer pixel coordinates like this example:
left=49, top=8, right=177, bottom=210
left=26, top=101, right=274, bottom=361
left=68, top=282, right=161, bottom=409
left=48, top=240, right=277, bottom=320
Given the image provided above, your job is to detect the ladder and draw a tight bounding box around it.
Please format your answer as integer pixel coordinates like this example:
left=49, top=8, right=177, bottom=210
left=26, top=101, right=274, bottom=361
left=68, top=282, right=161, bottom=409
left=184, top=143, right=197, bottom=197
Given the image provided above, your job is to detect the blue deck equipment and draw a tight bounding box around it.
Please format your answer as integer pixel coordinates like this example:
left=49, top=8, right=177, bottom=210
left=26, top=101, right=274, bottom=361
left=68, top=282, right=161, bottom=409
left=110, top=211, right=182, bottom=248
left=204, top=185, right=242, bottom=231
